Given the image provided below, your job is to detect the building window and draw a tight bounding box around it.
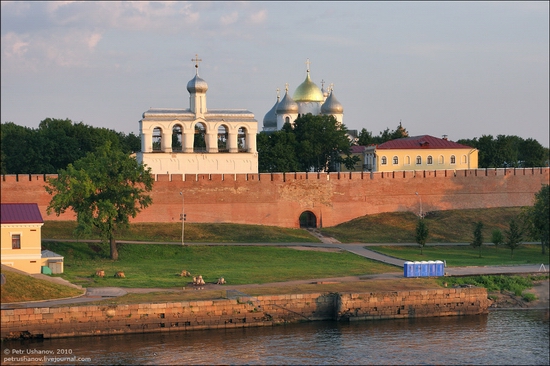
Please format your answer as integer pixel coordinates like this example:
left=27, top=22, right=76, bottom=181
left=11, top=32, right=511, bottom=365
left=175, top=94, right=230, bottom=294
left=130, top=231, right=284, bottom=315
left=392, top=156, right=398, bottom=165
left=462, top=155, right=467, bottom=164
left=12, top=234, right=21, bottom=249
left=381, top=156, right=387, bottom=165
left=405, top=156, right=411, bottom=165
left=416, top=156, right=422, bottom=165
left=450, top=155, right=456, bottom=164
left=427, top=156, right=433, bottom=165
left=439, top=155, right=444, bottom=164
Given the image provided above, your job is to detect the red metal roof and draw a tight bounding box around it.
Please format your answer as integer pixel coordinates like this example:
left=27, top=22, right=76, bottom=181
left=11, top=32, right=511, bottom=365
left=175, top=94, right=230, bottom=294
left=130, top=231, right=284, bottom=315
left=0, top=203, right=44, bottom=224
left=376, top=135, right=473, bottom=150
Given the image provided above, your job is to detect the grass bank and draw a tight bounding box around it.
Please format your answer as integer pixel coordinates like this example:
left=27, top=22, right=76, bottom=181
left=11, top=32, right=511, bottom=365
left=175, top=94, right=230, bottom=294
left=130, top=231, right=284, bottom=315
left=42, top=222, right=319, bottom=243
left=321, top=207, right=525, bottom=243
left=1, top=270, right=83, bottom=303
left=436, top=274, right=549, bottom=302
left=41, top=241, right=397, bottom=288
left=367, top=245, right=549, bottom=266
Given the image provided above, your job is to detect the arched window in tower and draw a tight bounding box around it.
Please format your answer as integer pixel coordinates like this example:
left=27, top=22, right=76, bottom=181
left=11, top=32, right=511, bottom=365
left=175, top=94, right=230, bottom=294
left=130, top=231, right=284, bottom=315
left=285, top=116, right=290, bottom=124
left=152, top=127, right=162, bottom=152
left=427, top=156, right=433, bottom=165
left=238, top=127, right=248, bottom=152
left=172, top=125, right=182, bottom=152
left=194, top=122, right=207, bottom=153
left=218, top=125, right=229, bottom=153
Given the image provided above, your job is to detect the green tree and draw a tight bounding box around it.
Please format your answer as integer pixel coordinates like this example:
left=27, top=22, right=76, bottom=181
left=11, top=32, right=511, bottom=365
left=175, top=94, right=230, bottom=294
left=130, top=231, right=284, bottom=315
left=45, top=142, right=153, bottom=260
left=504, top=218, right=523, bottom=259
left=521, top=185, right=549, bottom=254
left=357, top=128, right=374, bottom=146
left=471, top=221, right=484, bottom=257
left=283, top=114, right=352, bottom=172
left=415, top=219, right=429, bottom=255
left=257, top=130, right=300, bottom=173
left=491, top=229, right=504, bottom=251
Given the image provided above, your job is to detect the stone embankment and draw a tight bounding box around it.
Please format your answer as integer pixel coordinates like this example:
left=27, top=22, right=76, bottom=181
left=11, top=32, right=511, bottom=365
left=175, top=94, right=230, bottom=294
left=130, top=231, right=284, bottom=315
left=1, top=287, right=489, bottom=340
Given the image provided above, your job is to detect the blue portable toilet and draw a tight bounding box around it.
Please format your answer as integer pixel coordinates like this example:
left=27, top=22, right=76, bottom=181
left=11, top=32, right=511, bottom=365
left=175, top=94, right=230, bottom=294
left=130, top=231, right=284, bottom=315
left=420, top=261, right=429, bottom=277
left=428, top=261, right=437, bottom=276
left=435, top=260, right=444, bottom=276
left=404, top=261, right=415, bottom=277
left=414, top=262, right=422, bottom=277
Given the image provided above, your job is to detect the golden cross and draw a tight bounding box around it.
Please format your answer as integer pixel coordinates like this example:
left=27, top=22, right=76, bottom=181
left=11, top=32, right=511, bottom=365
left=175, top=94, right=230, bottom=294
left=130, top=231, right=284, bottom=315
left=305, top=58, right=310, bottom=72
left=191, top=54, right=202, bottom=73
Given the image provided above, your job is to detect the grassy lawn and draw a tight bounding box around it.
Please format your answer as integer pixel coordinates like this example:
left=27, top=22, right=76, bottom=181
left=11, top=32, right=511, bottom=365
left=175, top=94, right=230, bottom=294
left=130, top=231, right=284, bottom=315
left=321, top=207, right=525, bottom=243
left=1, top=270, right=83, bottom=303
left=41, top=241, right=397, bottom=288
left=64, top=278, right=439, bottom=306
left=42, top=221, right=319, bottom=243
left=367, top=244, right=549, bottom=267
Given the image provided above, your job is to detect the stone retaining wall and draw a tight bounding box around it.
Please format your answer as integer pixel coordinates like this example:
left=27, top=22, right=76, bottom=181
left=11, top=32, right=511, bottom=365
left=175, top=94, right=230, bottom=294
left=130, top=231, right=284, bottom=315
left=1, top=287, right=489, bottom=340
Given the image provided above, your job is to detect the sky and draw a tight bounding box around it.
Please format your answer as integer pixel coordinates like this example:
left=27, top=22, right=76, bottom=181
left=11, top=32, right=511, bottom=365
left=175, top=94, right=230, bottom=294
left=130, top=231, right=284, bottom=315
left=1, top=1, right=549, bottom=147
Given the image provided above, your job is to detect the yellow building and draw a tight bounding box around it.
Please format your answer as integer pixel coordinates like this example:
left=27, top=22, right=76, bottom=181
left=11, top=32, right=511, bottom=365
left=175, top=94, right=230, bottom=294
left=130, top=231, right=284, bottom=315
left=364, top=135, right=478, bottom=172
left=1, top=203, right=44, bottom=274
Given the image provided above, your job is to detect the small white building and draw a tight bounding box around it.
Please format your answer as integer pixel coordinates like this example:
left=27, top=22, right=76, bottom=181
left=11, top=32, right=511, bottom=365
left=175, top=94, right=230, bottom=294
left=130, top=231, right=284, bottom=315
left=137, top=56, right=258, bottom=175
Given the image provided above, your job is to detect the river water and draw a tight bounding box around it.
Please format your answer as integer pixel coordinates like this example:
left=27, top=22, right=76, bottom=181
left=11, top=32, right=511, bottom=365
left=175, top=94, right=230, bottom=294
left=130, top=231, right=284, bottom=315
left=2, top=310, right=548, bottom=365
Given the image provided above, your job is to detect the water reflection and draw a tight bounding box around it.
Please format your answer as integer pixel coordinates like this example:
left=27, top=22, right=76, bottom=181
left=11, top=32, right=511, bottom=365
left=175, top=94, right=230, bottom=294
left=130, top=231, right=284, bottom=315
left=3, top=310, right=548, bottom=365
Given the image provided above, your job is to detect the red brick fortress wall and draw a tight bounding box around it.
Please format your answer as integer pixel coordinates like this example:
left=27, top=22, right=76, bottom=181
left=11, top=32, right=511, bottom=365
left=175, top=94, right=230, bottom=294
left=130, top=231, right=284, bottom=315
left=1, top=168, right=548, bottom=228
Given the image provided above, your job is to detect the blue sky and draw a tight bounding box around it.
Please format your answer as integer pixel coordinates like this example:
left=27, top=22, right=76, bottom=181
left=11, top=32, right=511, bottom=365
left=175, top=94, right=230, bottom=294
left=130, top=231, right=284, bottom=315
left=1, top=1, right=549, bottom=146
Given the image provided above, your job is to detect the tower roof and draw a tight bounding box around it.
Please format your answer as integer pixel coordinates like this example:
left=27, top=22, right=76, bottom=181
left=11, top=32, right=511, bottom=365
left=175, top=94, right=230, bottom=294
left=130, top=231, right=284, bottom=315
left=186, top=54, right=208, bottom=94
left=277, top=86, right=299, bottom=114
left=293, top=71, right=324, bottom=102
left=321, top=89, right=343, bottom=114
left=263, top=92, right=280, bottom=128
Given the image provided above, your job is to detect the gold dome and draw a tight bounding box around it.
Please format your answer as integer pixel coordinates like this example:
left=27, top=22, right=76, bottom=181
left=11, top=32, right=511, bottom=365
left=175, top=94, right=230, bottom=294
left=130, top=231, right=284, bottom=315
left=293, top=72, right=324, bottom=102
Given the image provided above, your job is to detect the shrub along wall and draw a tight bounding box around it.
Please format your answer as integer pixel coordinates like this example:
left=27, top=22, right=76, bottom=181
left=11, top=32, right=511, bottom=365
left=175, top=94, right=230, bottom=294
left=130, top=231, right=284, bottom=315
left=1, top=287, right=490, bottom=340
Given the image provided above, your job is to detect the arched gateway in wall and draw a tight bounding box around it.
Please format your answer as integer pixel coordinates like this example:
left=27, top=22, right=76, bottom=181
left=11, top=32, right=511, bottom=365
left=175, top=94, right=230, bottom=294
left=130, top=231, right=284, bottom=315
left=136, top=55, right=258, bottom=175
left=299, top=211, right=317, bottom=228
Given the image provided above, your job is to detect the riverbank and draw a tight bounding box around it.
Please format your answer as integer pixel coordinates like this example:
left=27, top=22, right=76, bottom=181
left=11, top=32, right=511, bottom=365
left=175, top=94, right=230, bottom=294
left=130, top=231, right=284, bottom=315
left=1, top=286, right=491, bottom=340
left=489, top=279, right=549, bottom=310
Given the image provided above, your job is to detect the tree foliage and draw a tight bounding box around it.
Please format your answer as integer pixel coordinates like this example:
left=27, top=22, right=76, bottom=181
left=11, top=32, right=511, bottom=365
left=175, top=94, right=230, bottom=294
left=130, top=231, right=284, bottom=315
left=1, top=118, right=141, bottom=174
left=521, top=185, right=549, bottom=254
left=471, top=221, right=484, bottom=257
left=258, top=114, right=352, bottom=172
left=45, top=142, right=153, bottom=260
left=457, top=134, right=548, bottom=168
left=491, top=229, right=504, bottom=251
left=415, top=219, right=429, bottom=255
left=357, top=122, right=410, bottom=146
left=504, top=218, right=523, bottom=259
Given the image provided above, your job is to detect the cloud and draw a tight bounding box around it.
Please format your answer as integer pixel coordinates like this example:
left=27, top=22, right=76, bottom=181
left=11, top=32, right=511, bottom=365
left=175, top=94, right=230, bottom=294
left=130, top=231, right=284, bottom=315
left=1, top=32, right=30, bottom=58
left=221, top=11, right=239, bottom=26
left=248, top=9, right=267, bottom=25
left=87, top=32, right=102, bottom=51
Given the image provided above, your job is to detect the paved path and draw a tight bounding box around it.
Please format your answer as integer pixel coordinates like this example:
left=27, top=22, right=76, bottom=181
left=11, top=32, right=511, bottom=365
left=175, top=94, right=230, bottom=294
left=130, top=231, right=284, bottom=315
left=2, top=240, right=548, bottom=309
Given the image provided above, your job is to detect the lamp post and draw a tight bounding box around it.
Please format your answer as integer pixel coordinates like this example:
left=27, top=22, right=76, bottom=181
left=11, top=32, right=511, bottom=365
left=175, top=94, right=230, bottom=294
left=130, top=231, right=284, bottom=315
left=415, top=192, right=423, bottom=218
left=179, top=191, right=185, bottom=245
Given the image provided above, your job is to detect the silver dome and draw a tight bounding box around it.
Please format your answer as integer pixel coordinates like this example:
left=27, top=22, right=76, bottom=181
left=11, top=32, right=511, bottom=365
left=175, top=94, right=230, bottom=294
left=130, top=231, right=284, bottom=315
left=321, top=91, right=343, bottom=114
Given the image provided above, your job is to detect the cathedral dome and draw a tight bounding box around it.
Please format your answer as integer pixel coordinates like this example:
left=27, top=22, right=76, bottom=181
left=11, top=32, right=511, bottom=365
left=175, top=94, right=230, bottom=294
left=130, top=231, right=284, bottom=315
left=263, top=97, right=279, bottom=129
left=293, top=72, right=324, bottom=102
left=187, top=74, right=208, bottom=94
left=276, top=90, right=299, bottom=114
left=321, top=90, right=343, bottom=114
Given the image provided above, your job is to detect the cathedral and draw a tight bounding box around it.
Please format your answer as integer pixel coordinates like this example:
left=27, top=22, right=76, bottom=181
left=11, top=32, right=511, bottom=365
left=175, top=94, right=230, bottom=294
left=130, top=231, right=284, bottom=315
left=263, top=59, right=344, bottom=132
left=136, top=56, right=258, bottom=175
